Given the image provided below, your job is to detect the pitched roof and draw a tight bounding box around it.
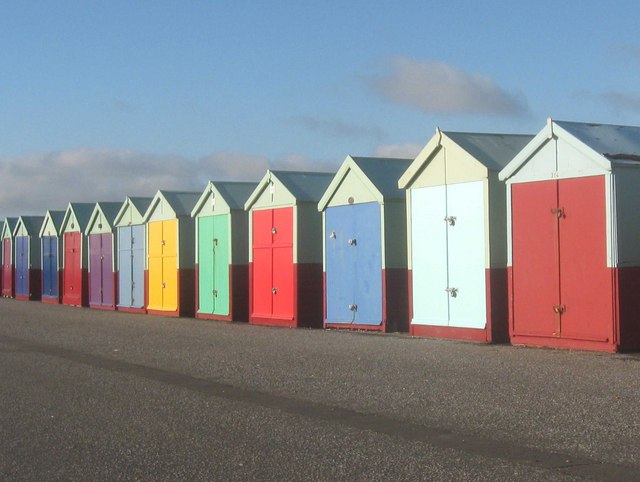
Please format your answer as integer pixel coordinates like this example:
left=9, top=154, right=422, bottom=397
left=38, top=210, right=66, bottom=237
left=85, top=202, right=123, bottom=233
left=191, top=181, right=258, bottom=216
left=443, top=132, right=534, bottom=171
left=499, top=118, right=640, bottom=180
left=398, top=129, right=533, bottom=188
left=142, top=190, right=201, bottom=221
left=245, top=170, right=335, bottom=209
left=2, top=217, right=18, bottom=239
left=61, top=202, right=97, bottom=232
left=15, top=216, right=45, bottom=236
left=113, top=196, right=154, bottom=226
left=318, top=156, right=412, bottom=210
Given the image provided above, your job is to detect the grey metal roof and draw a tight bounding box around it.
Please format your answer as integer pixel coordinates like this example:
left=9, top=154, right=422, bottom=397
left=68, top=203, right=96, bottom=230
left=161, top=191, right=201, bottom=216
left=17, top=216, right=45, bottom=236
left=49, top=211, right=66, bottom=231
left=97, top=202, right=125, bottom=225
left=351, top=157, right=413, bottom=200
left=554, top=120, right=640, bottom=161
left=128, top=197, right=153, bottom=216
left=444, top=132, right=534, bottom=171
left=212, top=181, right=259, bottom=210
left=271, top=171, right=335, bottom=202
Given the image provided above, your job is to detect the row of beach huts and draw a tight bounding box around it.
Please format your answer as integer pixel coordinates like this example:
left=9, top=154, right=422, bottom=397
left=3, top=118, right=640, bottom=353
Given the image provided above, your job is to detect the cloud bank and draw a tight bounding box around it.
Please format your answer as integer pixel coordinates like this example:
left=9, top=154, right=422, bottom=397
left=370, top=57, right=528, bottom=116
left=0, top=148, right=337, bottom=218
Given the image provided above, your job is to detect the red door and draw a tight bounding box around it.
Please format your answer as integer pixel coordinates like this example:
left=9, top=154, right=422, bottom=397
left=511, top=180, right=560, bottom=337
left=2, top=238, right=12, bottom=297
left=511, top=176, right=612, bottom=342
left=557, top=177, right=612, bottom=342
left=251, top=208, right=294, bottom=320
left=63, top=232, right=82, bottom=305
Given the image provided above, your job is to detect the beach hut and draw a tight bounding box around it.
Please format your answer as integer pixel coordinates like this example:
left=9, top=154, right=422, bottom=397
left=142, top=190, right=200, bottom=317
left=113, top=196, right=153, bottom=313
left=399, top=130, right=533, bottom=342
left=245, top=170, right=334, bottom=328
left=39, top=210, right=66, bottom=303
left=13, top=216, right=45, bottom=300
left=191, top=181, right=257, bottom=321
left=318, top=156, right=412, bottom=332
left=499, top=118, right=640, bottom=352
left=60, top=203, right=94, bottom=307
left=85, top=202, right=122, bottom=310
left=1, top=217, right=18, bottom=297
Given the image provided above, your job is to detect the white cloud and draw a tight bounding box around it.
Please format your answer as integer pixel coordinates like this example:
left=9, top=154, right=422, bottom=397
left=372, top=143, right=422, bottom=159
left=0, top=148, right=336, bottom=218
left=370, top=56, right=528, bottom=116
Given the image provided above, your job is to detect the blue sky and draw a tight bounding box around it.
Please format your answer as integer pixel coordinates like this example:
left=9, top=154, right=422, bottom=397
left=1, top=1, right=640, bottom=217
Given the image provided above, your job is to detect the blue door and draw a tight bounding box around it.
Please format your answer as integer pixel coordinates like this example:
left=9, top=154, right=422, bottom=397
left=118, top=225, right=145, bottom=309
left=15, top=236, right=28, bottom=297
left=326, top=202, right=382, bottom=325
left=42, top=236, right=58, bottom=298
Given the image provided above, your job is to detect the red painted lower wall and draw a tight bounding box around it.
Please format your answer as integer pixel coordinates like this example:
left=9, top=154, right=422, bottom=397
left=507, top=266, right=640, bottom=352
left=145, top=268, right=195, bottom=318
left=62, top=268, right=88, bottom=307
left=89, top=272, right=118, bottom=311
left=410, top=268, right=508, bottom=343
left=195, top=264, right=249, bottom=322
left=249, top=262, right=323, bottom=328
left=1, top=266, right=14, bottom=298
left=15, top=268, right=42, bottom=301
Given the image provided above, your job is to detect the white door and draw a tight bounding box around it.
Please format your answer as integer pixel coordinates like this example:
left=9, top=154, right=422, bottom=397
left=446, top=181, right=487, bottom=329
left=411, top=185, right=449, bottom=325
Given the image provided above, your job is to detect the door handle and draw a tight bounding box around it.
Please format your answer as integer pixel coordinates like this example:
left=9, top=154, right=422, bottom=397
left=444, top=216, right=457, bottom=226
left=271, top=227, right=277, bottom=235
left=551, top=207, right=565, bottom=218
left=445, top=287, right=458, bottom=297
left=553, top=305, right=565, bottom=314
left=162, top=282, right=166, bottom=288
left=272, top=287, right=277, bottom=294
left=347, top=239, right=357, bottom=246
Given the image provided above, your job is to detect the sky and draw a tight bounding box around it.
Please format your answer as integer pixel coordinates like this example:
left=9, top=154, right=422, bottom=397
left=1, top=0, right=640, bottom=218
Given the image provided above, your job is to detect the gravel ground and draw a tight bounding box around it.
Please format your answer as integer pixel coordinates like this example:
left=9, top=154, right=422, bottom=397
left=1, top=298, right=639, bottom=481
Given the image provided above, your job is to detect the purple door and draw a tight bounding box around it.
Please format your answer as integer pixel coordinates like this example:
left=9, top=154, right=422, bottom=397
left=89, top=233, right=114, bottom=307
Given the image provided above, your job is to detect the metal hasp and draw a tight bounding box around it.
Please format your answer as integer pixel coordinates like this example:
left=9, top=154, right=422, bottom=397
left=347, top=238, right=357, bottom=246
left=445, top=287, right=458, bottom=297
left=444, top=216, right=457, bottom=226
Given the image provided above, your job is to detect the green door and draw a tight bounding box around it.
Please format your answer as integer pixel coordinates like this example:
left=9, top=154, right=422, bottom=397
left=198, top=215, right=230, bottom=316
left=212, top=214, right=229, bottom=316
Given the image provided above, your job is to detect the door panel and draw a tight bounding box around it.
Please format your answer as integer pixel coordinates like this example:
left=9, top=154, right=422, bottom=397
left=101, top=233, right=113, bottom=306
left=147, top=256, right=163, bottom=310
left=511, top=181, right=560, bottom=337
left=252, top=246, right=272, bottom=317
left=15, top=236, right=28, bottom=297
left=2, top=238, right=12, bottom=294
left=352, top=203, right=382, bottom=325
left=162, top=255, right=177, bottom=311
left=162, top=220, right=177, bottom=258
left=131, top=225, right=145, bottom=308
left=326, top=206, right=357, bottom=323
left=272, top=208, right=293, bottom=247
left=272, top=246, right=293, bottom=319
left=43, top=236, right=58, bottom=298
left=89, top=234, right=102, bottom=304
left=558, top=177, right=612, bottom=341
left=410, top=186, right=449, bottom=325
left=198, top=216, right=215, bottom=314
left=118, top=227, right=132, bottom=307
left=64, top=232, right=82, bottom=305
left=148, top=222, right=163, bottom=258
left=213, top=214, right=230, bottom=316
left=447, top=182, right=487, bottom=329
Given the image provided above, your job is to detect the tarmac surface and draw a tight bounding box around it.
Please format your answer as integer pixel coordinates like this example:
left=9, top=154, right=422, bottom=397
left=1, top=298, right=640, bottom=481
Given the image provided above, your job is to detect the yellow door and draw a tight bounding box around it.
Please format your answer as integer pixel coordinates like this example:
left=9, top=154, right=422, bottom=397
left=162, top=219, right=178, bottom=311
left=147, top=221, right=164, bottom=310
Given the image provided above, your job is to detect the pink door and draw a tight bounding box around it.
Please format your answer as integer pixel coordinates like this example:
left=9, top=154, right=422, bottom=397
left=2, top=238, right=12, bottom=297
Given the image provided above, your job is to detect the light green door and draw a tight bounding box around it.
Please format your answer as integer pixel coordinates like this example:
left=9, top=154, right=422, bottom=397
left=198, top=217, right=215, bottom=314
left=198, top=215, right=230, bottom=316
left=212, top=214, right=229, bottom=316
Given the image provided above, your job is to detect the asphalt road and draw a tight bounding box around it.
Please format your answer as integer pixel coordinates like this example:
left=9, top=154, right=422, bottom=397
left=1, top=299, right=640, bottom=481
